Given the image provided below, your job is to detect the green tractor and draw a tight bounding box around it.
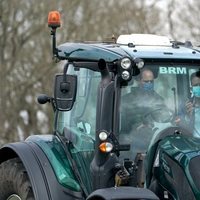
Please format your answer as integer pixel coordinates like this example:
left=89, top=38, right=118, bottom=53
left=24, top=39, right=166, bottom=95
left=1, top=11, right=200, bottom=200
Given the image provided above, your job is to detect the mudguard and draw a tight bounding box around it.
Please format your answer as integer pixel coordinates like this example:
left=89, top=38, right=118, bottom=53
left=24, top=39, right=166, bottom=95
left=148, top=134, right=200, bottom=199
left=0, top=135, right=83, bottom=200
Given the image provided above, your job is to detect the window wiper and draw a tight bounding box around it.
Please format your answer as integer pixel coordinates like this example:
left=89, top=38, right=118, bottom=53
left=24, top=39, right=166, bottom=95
left=54, top=131, right=89, bottom=198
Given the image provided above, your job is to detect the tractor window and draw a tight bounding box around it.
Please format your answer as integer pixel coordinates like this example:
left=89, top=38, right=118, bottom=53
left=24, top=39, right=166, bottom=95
left=56, top=66, right=100, bottom=151
left=119, top=63, right=200, bottom=160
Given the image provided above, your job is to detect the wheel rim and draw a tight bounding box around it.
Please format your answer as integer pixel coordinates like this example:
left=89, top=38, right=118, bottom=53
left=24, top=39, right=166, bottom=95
left=7, top=194, right=21, bottom=200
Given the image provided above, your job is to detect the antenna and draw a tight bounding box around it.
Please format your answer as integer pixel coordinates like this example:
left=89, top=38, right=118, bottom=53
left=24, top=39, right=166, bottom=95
left=171, top=87, right=177, bottom=116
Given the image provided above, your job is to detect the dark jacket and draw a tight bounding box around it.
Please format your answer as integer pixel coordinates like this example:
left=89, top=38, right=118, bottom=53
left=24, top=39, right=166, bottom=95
left=121, top=87, right=167, bottom=133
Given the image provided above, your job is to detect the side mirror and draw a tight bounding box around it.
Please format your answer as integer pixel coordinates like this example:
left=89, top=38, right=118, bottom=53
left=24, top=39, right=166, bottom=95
left=54, top=74, right=77, bottom=111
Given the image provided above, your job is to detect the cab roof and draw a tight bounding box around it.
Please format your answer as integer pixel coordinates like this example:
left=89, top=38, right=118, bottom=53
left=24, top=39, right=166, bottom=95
left=57, top=34, right=200, bottom=62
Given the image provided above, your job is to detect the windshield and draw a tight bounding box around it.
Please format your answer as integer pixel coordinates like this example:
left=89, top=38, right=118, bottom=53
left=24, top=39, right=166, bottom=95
left=119, top=63, right=200, bottom=160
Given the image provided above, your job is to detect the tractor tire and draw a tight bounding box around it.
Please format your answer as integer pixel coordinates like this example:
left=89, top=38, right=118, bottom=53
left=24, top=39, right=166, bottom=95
left=0, top=157, right=35, bottom=200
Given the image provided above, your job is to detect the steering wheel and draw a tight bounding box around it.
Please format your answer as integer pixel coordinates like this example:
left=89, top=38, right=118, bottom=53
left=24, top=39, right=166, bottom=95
left=142, top=107, right=174, bottom=124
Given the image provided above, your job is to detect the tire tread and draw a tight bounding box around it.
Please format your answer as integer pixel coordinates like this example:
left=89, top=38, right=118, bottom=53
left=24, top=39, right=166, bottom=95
left=0, top=158, right=34, bottom=200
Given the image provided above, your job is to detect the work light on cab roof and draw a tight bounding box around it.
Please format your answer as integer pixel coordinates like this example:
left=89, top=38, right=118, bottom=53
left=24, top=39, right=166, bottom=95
left=121, top=57, right=132, bottom=69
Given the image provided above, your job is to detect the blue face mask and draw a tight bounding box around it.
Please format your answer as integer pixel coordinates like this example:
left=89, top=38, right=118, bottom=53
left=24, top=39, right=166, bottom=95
left=142, top=82, right=154, bottom=91
left=192, top=86, right=200, bottom=97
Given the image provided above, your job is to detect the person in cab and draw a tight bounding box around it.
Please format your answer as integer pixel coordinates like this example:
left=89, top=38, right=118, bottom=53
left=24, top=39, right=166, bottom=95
left=177, top=71, right=200, bottom=137
left=121, top=68, right=170, bottom=158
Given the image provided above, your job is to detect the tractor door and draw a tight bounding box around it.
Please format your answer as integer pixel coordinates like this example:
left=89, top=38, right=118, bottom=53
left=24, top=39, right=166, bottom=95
left=55, top=65, right=101, bottom=194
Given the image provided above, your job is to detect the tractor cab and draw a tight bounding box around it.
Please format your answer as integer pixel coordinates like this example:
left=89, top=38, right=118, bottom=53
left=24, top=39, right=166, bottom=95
left=52, top=31, right=200, bottom=199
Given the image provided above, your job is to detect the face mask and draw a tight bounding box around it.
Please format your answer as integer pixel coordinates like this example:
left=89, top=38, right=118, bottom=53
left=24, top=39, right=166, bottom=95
left=142, top=82, right=154, bottom=91
left=192, top=86, right=200, bottom=97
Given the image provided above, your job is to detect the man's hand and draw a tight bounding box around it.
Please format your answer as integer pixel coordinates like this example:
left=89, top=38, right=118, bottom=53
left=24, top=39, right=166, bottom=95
left=174, top=116, right=181, bottom=124
left=185, top=101, right=194, bottom=116
left=136, top=123, right=152, bottom=131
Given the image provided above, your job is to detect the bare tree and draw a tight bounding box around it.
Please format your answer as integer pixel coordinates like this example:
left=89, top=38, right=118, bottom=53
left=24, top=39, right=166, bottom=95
left=0, top=0, right=57, bottom=143
left=159, top=0, right=200, bottom=43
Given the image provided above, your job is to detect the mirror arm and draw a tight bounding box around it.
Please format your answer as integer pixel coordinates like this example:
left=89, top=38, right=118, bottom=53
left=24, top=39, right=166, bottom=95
left=60, top=62, right=71, bottom=93
left=50, top=98, right=56, bottom=112
left=98, top=59, right=111, bottom=83
left=63, top=62, right=70, bottom=82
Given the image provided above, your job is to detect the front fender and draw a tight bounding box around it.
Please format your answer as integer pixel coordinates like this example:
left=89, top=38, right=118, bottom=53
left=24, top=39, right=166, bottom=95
left=0, top=135, right=83, bottom=200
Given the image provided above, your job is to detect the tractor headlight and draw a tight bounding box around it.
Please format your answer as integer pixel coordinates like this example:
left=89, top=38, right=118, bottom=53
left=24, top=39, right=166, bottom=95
left=121, top=57, right=131, bottom=69
left=121, top=71, right=130, bottom=80
left=134, top=57, right=144, bottom=69
left=118, top=57, right=133, bottom=83
left=99, top=131, right=108, bottom=141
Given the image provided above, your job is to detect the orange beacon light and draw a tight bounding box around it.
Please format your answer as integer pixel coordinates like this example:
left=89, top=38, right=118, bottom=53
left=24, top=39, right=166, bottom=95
left=48, top=11, right=61, bottom=58
left=48, top=11, right=61, bottom=28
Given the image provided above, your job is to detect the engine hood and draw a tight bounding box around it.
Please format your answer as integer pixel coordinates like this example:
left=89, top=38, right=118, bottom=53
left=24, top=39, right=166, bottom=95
left=156, top=135, right=200, bottom=198
left=159, top=135, right=200, bottom=164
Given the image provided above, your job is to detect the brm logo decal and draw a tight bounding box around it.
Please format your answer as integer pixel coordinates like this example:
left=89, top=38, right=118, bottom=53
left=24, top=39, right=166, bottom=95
left=159, top=67, right=187, bottom=74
